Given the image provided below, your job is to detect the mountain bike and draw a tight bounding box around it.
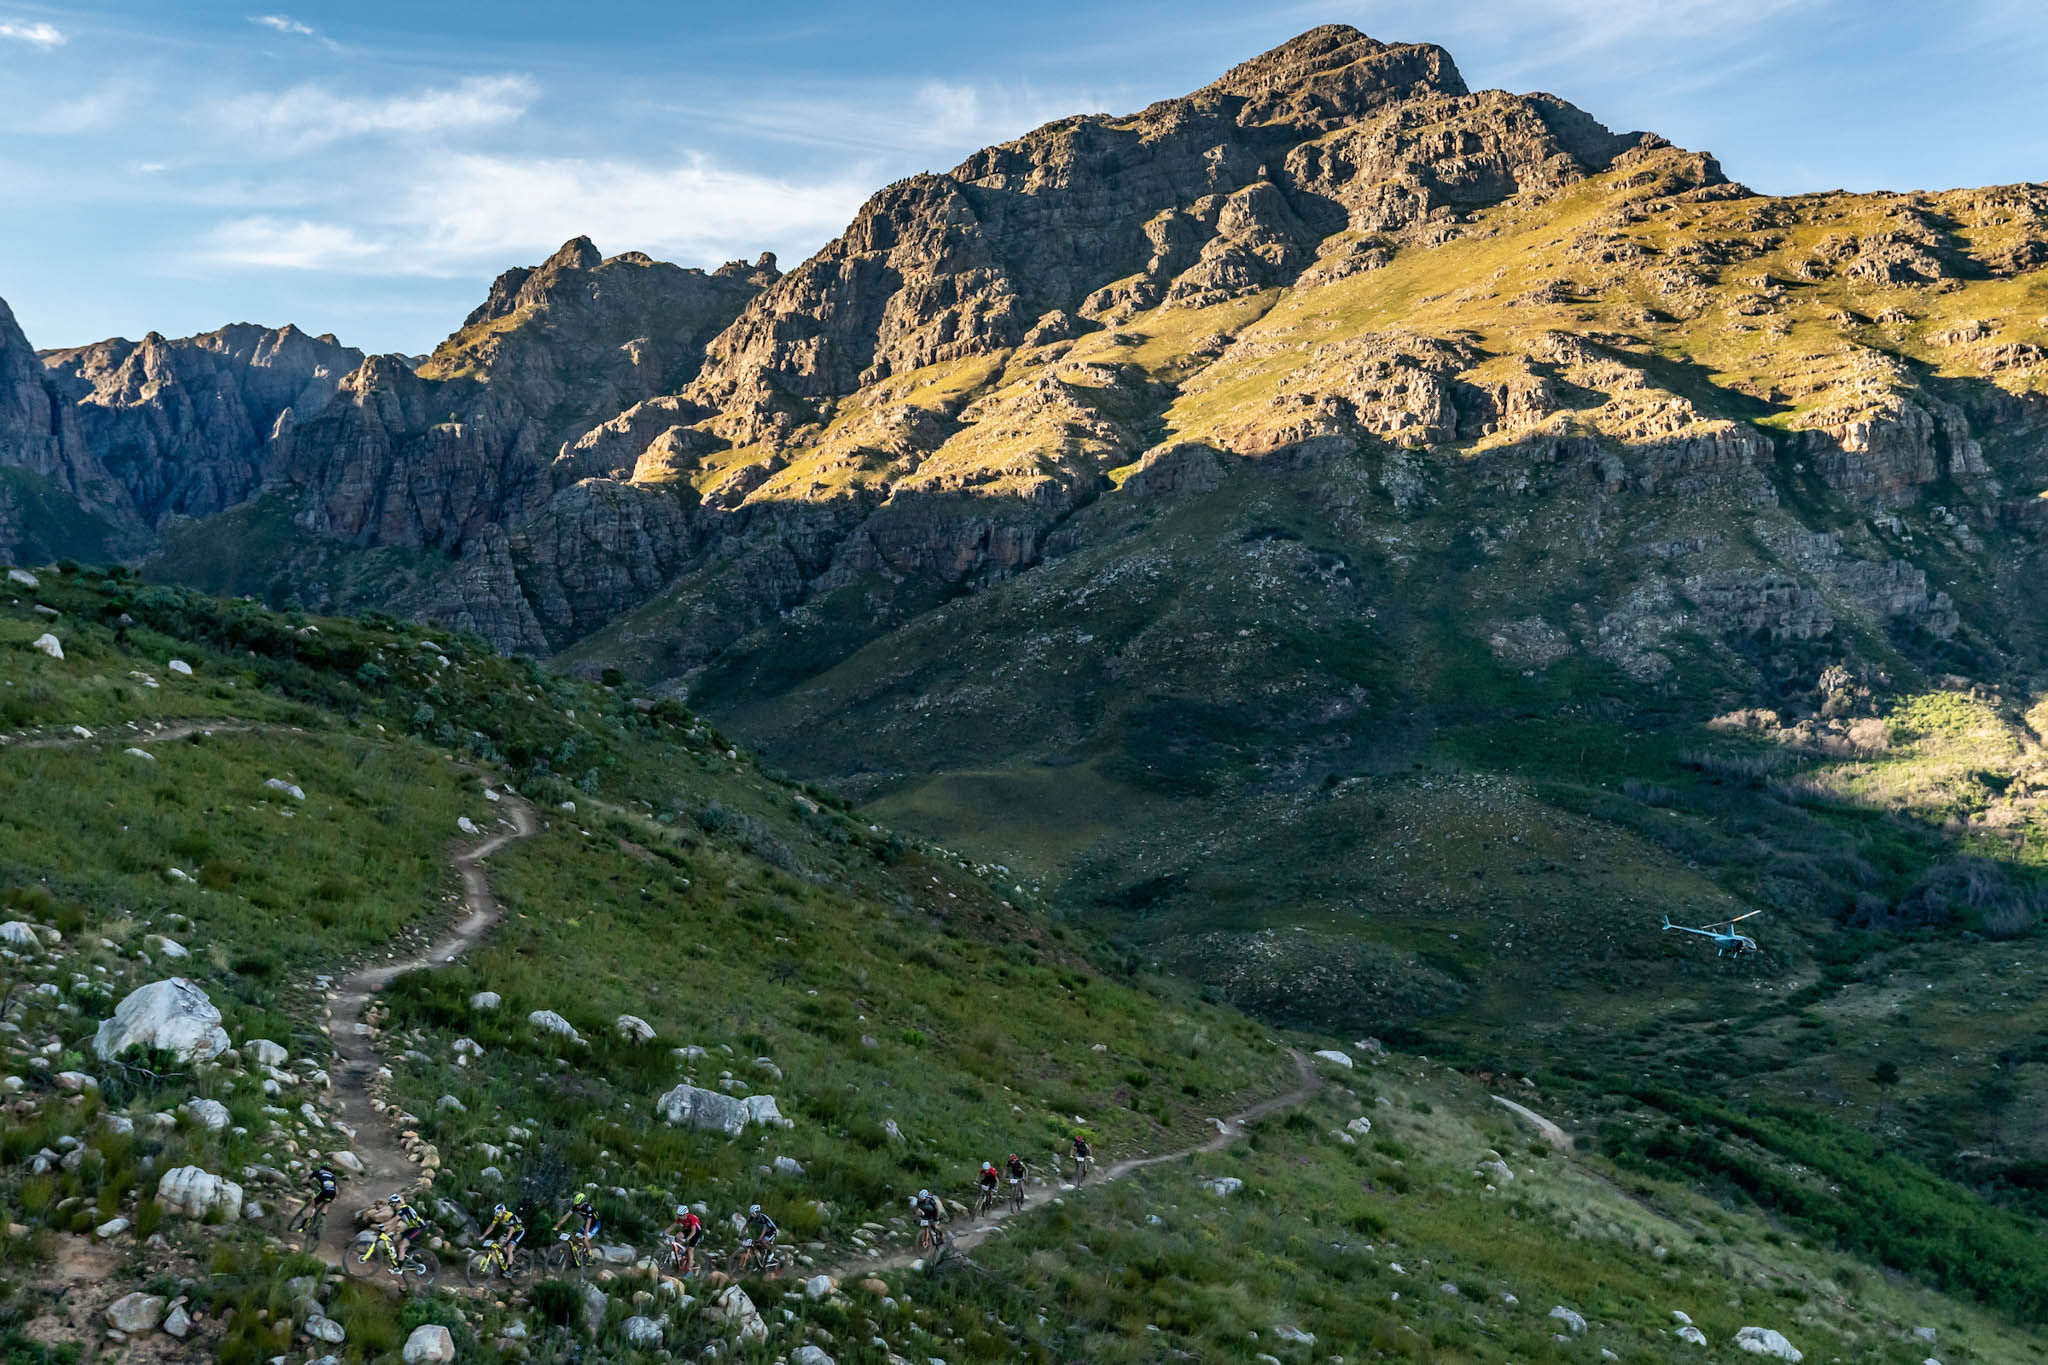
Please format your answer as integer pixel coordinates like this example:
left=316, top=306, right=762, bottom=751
left=342, top=1227, right=439, bottom=1290
left=283, top=1193, right=331, bottom=1240
left=973, top=1185, right=999, bottom=1219
left=658, top=1235, right=702, bottom=1278
left=544, top=1231, right=596, bottom=1277
left=1073, top=1153, right=1093, bottom=1185
left=731, top=1237, right=783, bottom=1278
left=1007, top=1177, right=1027, bottom=1213
left=916, top=1219, right=946, bottom=1255
left=462, top=1239, right=530, bottom=1288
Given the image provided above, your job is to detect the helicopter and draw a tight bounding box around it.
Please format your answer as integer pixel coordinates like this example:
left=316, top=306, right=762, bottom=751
left=1661, top=909, right=1763, bottom=957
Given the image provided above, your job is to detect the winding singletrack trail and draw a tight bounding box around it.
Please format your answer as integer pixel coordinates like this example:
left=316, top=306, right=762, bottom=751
left=828, top=1049, right=1322, bottom=1277
left=315, top=794, right=540, bottom=1263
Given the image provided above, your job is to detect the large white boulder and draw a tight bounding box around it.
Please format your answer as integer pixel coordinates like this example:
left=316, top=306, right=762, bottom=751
left=264, top=778, right=306, bottom=802
left=30, top=633, right=62, bottom=660
left=305, top=1313, right=346, bottom=1344
left=621, top=1315, right=664, bottom=1346
left=529, top=1010, right=585, bottom=1044
left=105, top=1291, right=166, bottom=1333
left=469, top=991, right=501, bottom=1010
left=657, top=1083, right=752, bottom=1136
left=1198, top=1176, right=1243, bottom=1197
left=711, top=1284, right=767, bottom=1342
left=1312, top=1049, right=1354, bottom=1069
left=402, top=1324, right=456, bottom=1363
left=1734, top=1327, right=1803, bottom=1360
left=0, top=921, right=41, bottom=950
left=156, top=1166, right=244, bottom=1219
left=94, top=979, right=231, bottom=1063
left=7, top=568, right=38, bottom=588
left=742, top=1094, right=794, bottom=1129
left=616, top=1014, right=656, bottom=1042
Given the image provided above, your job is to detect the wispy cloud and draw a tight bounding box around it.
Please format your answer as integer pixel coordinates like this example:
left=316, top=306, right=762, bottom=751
left=213, top=74, right=538, bottom=149
left=200, top=217, right=386, bottom=270
left=249, top=14, right=316, bottom=38
left=0, top=20, right=65, bottom=48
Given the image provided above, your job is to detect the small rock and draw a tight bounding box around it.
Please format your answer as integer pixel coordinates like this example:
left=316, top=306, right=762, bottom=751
left=124, top=747, right=156, bottom=761
left=7, top=568, right=37, bottom=588
left=1678, top=1325, right=1708, bottom=1345
left=1550, top=1306, right=1587, bottom=1334
left=264, top=778, right=306, bottom=802
left=167, top=659, right=193, bottom=676
left=105, top=1292, right=165, bottom=1333
left=1198, top=1176, right=1243, bottom=1197
left=30, top=633, right=62, bottom=660
left=621, top=1315, right=663, bottom=1346
left=791, top=1347, right=836, bottom=1365
left=469, top=991, right=501, bottom=1011
left=774, top=1155, right=806, bottom=1175
left=163, top=1304, right=192, bottom=1338
left=615, top=1014, right=656, bottom=1042
left=95, top=1216, right=131, bottom=1239
left=181, top=1097, right=231, bottom=1131
left=804, top=1274, right=836, bottom=1300
left=1312, top=1049, right=1354, bottom=1069
left=304, top=1313, right=346, bottom=1344
left=458, top=817, right=480, bottom=835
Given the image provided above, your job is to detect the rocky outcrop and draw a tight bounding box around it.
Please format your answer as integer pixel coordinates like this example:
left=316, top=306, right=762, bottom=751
left=93, top=979, right=231, bottom=1063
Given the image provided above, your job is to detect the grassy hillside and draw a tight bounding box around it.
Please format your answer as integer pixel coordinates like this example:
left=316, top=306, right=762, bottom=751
left=3, top=562, right=2045, bottom=1361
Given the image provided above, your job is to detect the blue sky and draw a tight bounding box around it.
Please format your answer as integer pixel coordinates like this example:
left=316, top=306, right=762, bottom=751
left=2, top=1, right=2043, bottom=355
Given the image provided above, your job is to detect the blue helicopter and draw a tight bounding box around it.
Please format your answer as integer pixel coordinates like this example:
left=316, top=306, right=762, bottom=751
left=1661, top=909, right=1763, bottom=957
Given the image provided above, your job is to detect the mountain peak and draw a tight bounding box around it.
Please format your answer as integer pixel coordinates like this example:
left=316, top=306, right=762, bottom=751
left=543, top=236, right=603, bottom=273
left=1199, top=24, right=1466, bottom=120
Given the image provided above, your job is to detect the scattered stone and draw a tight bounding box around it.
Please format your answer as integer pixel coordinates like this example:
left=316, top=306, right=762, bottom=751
left=150, top=935, right=190, bottom=960
left=245, top=1039, right=288, bottom=1068
left=1198, top=1177, right=1243, bottom=1197
left=264, top=778, right=306, bottom=801
left=327, top=1150, right=365, bottom=1175
left=105, top=1292, right=166, bottom=1333
left=1346, top=1116, right=1372, bottom=1137
left=94, top=1215, right=130, bottom=1239
left=792, top=1347, right=836, bottom=1365
left=1550, top=1306, right=1587, bottom=1334
left=1273, top=1325, right=1315, bottom=1344
left=774, top=1155, right=805, bottom=1175
left=616, top=1014, right=656, bottom=1042
left=711, top=1284, right=768, bottom=1342
left=883, top=1118, right=905, bottom=1145
left=621, top=1315, right=664, bottom=1346
left=7, top=568, right=37, bottom=588
left=30, top=633, right=62, bottom=660
left=1678, top=1325, right=1708, bottom=1345
left=167, top=659, right=193, bottom=676
left=124, top=747, right=156, bottom=761
left=1312, top=1049, right=1354, bottom=1069
left=162, top=1304, right=192, bottom=1338
left=458, top=817, right=480, bottom=835
left=0, top=922, right=40, bottom=950
left=804, top=1274, right=836, bottom=1300
left=469, top=991, right=501, bottom=1011
left=304, top=1313, right=346, bottom=1344
left=182, top=1098, right=231, bottom=1131
left=742, top=1094, right=793, bottom=1128
left=1733, top=1327, right=1802, bottom=1360
left=94, top=978, right=231, bottom=1063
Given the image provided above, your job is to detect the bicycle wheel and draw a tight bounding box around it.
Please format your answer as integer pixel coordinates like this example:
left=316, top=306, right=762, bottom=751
left=340, top=1236, right=381, bottom=1278
left=403, top=1249, right=439, bottom=1292
left=544, top=1242, right=584, bottom=1278
left=463, top=1251, right=498, bottom=1289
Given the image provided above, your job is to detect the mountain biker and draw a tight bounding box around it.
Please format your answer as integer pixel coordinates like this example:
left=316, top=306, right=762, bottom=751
left=743, top=1203, right=778, bottom=1254
left=294, top=1165, right=339, bottom=1229
left=978, top=1161, right=1001, bottom=1199
left=553, top=1191, right=600, bottom=1254
left=912, top=1188, right=945, bottom=1242
left=1006, top=1152, right=1027, bottom=1186
left=668, top=1204, right=704, bottom=1267
left=385, top=1193, right=428, bottom=1264
left=482, top=1202, right=525, bottom=1277
left=1071, top=1133, right=1092, bottom=1166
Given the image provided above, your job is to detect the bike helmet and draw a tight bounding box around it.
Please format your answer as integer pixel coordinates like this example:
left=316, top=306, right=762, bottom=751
left=918, top=1189, right=931, bottom=1200
left=748, top=1203, right=761, bottom=1215
left=1008, top=1153, right=1018, bottom=1163
left=573, top=1191, right=589, bottom=1206
left=493, top=1202, right=507, bottom=1216
left=674, top=1204, right=688, bottom=1218
left=387, top=1194, right=402, bottom=1206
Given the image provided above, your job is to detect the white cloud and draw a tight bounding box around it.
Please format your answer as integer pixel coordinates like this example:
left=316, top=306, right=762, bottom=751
left=0, top=20, right=64, bottom=48
left=216, top=74, right=537, bottom=150
left=201, top=217, right=387, bottom=270
left=198, top=149, right=871, bottom=277
left=250, top=14, right=317, bottom=37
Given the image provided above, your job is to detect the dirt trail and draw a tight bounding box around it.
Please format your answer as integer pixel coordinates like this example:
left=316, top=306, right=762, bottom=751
left=3, top=716, right=263, bottom=750
left=314, top=795, right=540, bottom=1263
left=826, top=1049, right=1322, bottom=1277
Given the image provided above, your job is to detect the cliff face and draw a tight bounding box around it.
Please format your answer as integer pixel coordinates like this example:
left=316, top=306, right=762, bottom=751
left=1, top=23, right=2045, bottom=708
